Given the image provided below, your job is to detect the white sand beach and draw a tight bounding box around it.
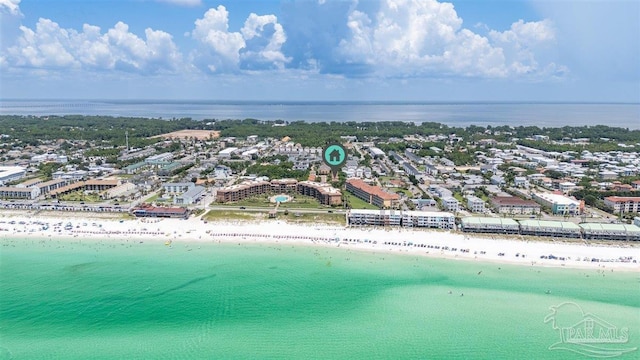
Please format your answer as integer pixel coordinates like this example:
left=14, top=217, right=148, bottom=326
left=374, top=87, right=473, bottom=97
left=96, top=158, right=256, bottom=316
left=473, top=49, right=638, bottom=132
left=1, top=211, right=638, bottom=271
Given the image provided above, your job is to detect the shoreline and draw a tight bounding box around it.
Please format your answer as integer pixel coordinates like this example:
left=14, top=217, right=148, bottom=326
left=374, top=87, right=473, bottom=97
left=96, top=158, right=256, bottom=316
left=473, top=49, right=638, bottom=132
left=1, top=211, right=638, bottom=272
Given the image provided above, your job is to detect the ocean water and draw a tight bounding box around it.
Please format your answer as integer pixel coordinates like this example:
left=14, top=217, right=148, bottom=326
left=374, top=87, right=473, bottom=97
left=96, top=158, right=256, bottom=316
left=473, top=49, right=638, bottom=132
left=1, top=100, right=639, bottom=129
left=0, top=237, right=639, bottom=359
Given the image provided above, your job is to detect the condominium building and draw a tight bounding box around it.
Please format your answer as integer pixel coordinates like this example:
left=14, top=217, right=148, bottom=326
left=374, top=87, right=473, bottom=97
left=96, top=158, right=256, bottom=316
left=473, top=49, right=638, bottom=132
left=465, top=195, right=485, bottom=213
left=603, top=196, right=640, bottom=214
left=532, top=192, right=583, bottom=215
left=297, top=181, right=342, bottom=206
left=441, top=196, right=460, bottom=213
left=347, top=209, right=402, bottom=226
left=490, top=196, right=541, bottom=215
left=215, top=179, right=341, bottom=205
left=346, top=178, right=400, bottom=208
left=401, top=210, right=455, bottom=229
left=0, top=186, right=40, bottom=200
left=346, top=209, right=454, bottom=229
left=215, top=180, right=271, bottom=202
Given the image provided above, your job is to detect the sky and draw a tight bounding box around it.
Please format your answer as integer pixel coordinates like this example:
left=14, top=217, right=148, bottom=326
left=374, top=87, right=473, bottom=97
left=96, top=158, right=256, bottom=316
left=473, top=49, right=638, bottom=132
left=0, top=0, right=638, bottom=102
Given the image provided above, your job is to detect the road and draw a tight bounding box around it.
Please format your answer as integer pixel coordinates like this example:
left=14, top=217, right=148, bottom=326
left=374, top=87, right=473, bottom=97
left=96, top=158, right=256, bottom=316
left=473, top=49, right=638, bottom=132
left=205, top=205, right=343, bottom=215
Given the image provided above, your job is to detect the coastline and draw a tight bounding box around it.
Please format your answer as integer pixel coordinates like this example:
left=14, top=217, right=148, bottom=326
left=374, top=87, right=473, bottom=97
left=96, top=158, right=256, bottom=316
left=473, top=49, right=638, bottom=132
left=2, top=210, right=638, bottom=272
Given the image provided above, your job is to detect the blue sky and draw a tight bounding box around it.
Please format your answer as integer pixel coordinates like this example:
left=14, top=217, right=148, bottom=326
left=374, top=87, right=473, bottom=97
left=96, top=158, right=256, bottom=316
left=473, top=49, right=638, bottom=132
left=0, top=0, right=638, bottom=102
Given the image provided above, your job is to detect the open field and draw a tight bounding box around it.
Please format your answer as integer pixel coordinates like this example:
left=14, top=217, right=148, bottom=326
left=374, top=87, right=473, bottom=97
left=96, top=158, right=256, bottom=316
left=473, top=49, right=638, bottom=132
left=343, top=192, right=379, bottom=210
left=151, top=129, right=220, bottom=140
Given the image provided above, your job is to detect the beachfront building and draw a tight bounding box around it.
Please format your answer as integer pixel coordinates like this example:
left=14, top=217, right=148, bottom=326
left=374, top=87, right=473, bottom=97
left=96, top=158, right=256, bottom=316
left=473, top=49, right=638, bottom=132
left=518, top=220, right=582, bottom=238
left=347, top=209, right=402, bottom=226
left=459, top=217, right=520, bottom=234
left=49, top=179, right=120, bottom=198
left=270, top=179, right=298, bottom=193
left=401, top=210, right=455, bottom=229
left=174, top=185, right=206, bottom=205
left=215, top=179, right=341, bottom=205
left=215, top=180, right=271, bottom=202
left=603, top=196, right=640, bottom=214
left=0, top=166, right=26, bottom=185
left=490, top=196, right=541, bottom=215
left=346, top=178, right=400, bottom=208
left=532, top=193, right=583, bottom=216
left=297, top=181, right=342, bottom=206
left=579, top=223, right=640, bottom=241
left=36, top=179, right=69, bottom=196
left=131, top=205, right=189, bottom=219
left=0, top=186, right=41, bottom=200
left=163, top=182, right=194, bottom=194
left=465, top=195, right=486, bottom=213
left=346, top=209, right=454, bottom=229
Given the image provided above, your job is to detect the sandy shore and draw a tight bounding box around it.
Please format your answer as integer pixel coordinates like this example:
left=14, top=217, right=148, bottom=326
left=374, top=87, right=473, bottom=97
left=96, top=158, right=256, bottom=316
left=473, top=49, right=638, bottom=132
left=1, top=211, right=638, bottom=271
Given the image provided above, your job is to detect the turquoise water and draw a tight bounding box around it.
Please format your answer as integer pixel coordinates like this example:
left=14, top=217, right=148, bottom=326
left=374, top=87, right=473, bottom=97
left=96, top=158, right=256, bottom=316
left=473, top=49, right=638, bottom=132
left=1, top=237, right=639, bottom=359
left=274, top=195, right=289, bottom=203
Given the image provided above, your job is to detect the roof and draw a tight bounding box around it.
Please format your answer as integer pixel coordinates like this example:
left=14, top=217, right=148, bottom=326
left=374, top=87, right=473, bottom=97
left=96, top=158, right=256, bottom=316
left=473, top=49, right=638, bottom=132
left=533, top=192, right=581, bottom=206
left=580, top=223, right=640, bottom=233
left=518, top=219, right=581, bottom=230
left=490, top=196, right=539, bottom=207
left=347, top=178, right=400, bottom=200
left=460, top=217, right=519, bottom=226
left=604, top=196, right=640, bottom=202
left=0, top=186, right=36, bottom=192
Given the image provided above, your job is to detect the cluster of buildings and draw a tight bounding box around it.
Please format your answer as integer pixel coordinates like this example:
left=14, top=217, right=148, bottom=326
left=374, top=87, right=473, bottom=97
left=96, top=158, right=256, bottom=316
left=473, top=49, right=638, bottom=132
left=215, top=179, right=342, bottom=206
left=460, top=217, right=640, bottom=241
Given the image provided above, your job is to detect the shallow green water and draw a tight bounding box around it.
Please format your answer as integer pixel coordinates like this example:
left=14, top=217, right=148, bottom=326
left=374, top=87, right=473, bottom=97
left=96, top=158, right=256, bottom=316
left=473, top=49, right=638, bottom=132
left=1, top=237, right=639, bottom=359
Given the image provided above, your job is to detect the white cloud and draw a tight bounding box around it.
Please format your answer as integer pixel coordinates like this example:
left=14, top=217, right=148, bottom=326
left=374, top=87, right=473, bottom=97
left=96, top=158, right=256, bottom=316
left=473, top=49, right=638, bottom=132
left=191, top=5, right=288, bottom=72
left=0, top=0, right=21, bottom=15
left=192, top=5, right=245, bottom=72
left=240, top=13, right=290, bottom=69
left=6, top=18, right=182, bottom=73
left=157, top=0, right=201, bottom=6
left=332, top=0, right=560, bottom=79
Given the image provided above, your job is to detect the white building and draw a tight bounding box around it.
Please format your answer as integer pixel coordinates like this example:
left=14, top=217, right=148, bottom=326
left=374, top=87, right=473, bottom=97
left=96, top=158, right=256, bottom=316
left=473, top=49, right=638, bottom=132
left=0, top=166, right=26, bottom=185
left=441, top=196, right=460, bottom=213
left=346, top=209, right=454, bottom=229
left=218, top=147, right=239, bottom=158
left=368, top=147, right=385, bottom=158
left=466, top=195, right=486, bottom=213
left=532, top=192, right=582, bottom=215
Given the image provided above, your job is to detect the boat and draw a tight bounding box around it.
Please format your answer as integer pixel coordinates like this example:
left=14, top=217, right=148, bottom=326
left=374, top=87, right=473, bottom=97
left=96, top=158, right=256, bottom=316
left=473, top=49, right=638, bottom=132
left=165, top=240, right=172, bottom=246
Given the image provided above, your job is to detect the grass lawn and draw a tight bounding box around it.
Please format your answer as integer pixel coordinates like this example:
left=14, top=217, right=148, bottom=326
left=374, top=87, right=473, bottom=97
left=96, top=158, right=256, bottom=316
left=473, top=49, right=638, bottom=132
left=144, top=194, right=160, bottom=203
left=394, top=188, right=412, bottom=197
left=343, top=192, right=379, bottom=210
left=217, top=194, right=325, bottom=209
left=59, top=191, right=101, bottom=203
left=279, top=212, right=346, bottom=225
left=203, top=210, right=267, bottom=221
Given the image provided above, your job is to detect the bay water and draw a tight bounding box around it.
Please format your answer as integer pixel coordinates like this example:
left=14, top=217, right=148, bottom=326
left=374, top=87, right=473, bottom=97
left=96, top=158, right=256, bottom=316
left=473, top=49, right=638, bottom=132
left=1, top=101, right=638, bottom=129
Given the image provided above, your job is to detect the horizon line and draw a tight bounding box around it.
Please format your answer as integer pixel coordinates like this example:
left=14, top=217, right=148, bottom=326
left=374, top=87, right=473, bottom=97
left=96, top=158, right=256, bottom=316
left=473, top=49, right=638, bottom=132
left=1, top=99, right=639, bottom=105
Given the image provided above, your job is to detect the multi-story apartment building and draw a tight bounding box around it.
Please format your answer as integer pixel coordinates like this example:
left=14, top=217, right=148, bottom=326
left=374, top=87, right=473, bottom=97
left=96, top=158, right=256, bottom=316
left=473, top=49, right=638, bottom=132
left=297, top=181, right=342, bottom=206
left=490, top=196, right=541, bottom=215
left=603, top=196, right=640, bottom=214
left=345, top=178, right=400, bottom=208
